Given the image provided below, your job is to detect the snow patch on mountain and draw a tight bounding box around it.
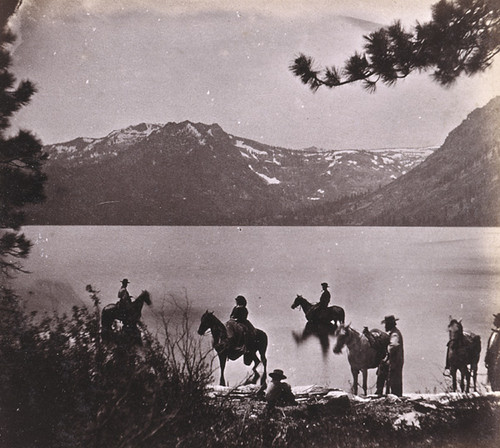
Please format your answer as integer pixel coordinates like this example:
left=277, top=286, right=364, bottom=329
left=107, top=123, right=161, bottom=145
left=236, top=140, right=268, bottom=158
left=53, top=145, right=77, bottom=154
left=248, top=165, right=280, bottom=184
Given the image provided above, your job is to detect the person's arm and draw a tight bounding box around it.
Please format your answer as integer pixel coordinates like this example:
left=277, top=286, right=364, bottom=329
left=230, top=306, right=238, bottom=319
left=388, top=331, right=400, bottom=361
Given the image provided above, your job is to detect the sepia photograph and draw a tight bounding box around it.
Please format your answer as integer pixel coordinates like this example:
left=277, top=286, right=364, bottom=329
left=1, top=0, right=500, bottom=446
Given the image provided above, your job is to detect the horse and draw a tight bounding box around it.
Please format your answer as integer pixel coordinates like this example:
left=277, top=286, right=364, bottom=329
left=291, top=294, right=345, bottom=327
left=292, top=321, right=337, bottom=358
left=101, top=290, right=152, bottom=345
left=447, top=318, right=481, bottom=392
left=332, top=323, right=389, bottom=395
left=198, top=311, right=268, bottom=387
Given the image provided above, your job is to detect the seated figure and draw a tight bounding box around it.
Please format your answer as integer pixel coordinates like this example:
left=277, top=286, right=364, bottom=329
left=265, top=369, right=297, bottom=408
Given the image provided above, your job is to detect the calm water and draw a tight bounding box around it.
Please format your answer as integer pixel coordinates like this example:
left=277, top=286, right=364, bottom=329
left=14, top=226, right=500, bottom=394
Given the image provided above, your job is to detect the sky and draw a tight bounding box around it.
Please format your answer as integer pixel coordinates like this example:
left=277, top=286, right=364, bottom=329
left=7, top=0, right=500, bottom=150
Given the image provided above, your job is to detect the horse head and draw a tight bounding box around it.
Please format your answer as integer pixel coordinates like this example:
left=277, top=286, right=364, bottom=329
left=198, top=310, right=214, bottom=335
left=333, top=323, right=349, bottom=354
left=137, top=290, right=152, bottom=306
left=291, top=294, right=304, bottom=309
left=448, top=317, right=464, bottom=349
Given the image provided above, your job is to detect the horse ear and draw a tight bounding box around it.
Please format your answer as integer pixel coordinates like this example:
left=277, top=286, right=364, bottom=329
left=346, top=322, right=351, bottom=329
left=458, top=318, right=462, bottom=323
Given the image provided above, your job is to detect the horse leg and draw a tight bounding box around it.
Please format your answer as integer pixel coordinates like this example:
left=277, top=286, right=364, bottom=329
left=246, top=353, right=261, bottom=385
left=260, top=349, right=267, bottom=387
left=450, top=367, right=457, bottom=392
left=464, top=366, right=471, bottom=393
left=472, top=364, right=478, bottom=392
left=351, top=367, right=359, bottom=395
left=332, top=320, right=338, bottom=332
left=219, top=354, right=227, bottom=387
left=361, top=369, right=368, bottom=396
left=458, top=367, right=466, bottom=392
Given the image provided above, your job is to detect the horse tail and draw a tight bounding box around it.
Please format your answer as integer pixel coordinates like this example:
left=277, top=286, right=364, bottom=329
left=256, top=329, right=268, bottom=354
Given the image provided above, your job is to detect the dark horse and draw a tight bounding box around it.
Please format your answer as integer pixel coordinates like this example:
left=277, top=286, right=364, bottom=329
left=447, top=318, right=481, bottom=392
left=291, top=294, right=345, bottom=327
left=333, top=324, right=389, bottom=395
left=198, top=311, right=268, bottom=387
left=101, top=290, right=152, bottom=345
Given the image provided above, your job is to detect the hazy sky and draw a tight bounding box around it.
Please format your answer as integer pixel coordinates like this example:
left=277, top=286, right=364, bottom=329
left=8, top=0, right=500, bottom=149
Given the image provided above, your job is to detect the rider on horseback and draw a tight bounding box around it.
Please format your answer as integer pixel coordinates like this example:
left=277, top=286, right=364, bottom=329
left=305, top=282, right=331, bottom=322
left=230, top=295, right=257, bottom=360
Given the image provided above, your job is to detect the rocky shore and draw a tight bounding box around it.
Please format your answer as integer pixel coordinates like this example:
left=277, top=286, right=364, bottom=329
left=205, top=385, right=500, bottom=447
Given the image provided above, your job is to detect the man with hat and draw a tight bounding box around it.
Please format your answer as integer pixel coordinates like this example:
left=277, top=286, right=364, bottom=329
left=265, top=369, right=296, bottom=408
left=485, top=313, right=500, bottom=391
left=306, top=282, right=331, bottom=322
left=117, top=278, right=132, bottom=316
left=376, top=315, right=404, bottom=396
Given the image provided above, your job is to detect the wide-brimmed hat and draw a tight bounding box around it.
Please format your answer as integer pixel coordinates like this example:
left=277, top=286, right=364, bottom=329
left=269, top=369, right=287, bottom=380
left=321, top=282, right=329, bottom=287
left=381, top=315, right=399, bottom=325
left=121, top=279, right=130, bottom=284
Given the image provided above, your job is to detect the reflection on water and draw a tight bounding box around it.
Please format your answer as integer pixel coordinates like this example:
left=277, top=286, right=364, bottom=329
left=292, top=322, right=338, bottom=358
left=14, top=226, right=500, bottom=393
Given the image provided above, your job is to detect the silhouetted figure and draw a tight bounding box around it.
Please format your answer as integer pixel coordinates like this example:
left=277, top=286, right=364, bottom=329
left=306, top=282, right=331, bottom=322
left=265, top=369, right=296, bottom=408
left=117, top=278, right=132, bottom=314
left=486, top=313, right=500, bottom=391
left=376, top=315, right=404, bottom=397
left=230, top=295, right=257, bottom=362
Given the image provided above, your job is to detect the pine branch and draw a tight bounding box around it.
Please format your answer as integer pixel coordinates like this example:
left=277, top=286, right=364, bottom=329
left=290, top=0, right=500, bottom=92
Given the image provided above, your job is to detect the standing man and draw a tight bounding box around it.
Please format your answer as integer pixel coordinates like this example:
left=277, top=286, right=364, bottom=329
left=118, top=278, right=132, bottom=315
left=485, top=313, right=500, bottom=391
left=377, top=315, right=404, bottom=397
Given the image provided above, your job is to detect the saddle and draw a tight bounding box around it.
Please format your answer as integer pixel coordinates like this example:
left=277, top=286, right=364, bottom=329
left=226, top=319, right=256, bottom=359
left=363, top=328, right=390, bottom=363
left=305, top=303, right=328, bottom=322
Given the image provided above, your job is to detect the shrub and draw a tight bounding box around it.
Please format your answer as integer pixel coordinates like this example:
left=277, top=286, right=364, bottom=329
left=0, top=286, right=214, bottom=448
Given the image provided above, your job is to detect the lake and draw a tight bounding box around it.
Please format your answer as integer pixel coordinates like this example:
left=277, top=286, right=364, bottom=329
left=13, top=226, right=500, bottom=394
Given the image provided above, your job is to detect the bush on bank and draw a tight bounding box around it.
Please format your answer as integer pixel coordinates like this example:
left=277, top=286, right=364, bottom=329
left=0, top=286, right=214, bottom=448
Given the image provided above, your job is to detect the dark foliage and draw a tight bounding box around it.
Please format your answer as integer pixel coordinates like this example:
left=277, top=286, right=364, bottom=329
left=291, top=0, right=500, bottom=92
left=0, top=287, right=214, bottom=448
left=0, top=1, right=47, bottom=276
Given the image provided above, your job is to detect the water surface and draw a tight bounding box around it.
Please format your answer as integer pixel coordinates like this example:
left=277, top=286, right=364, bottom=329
left=15, top=226, right=500, bottom=393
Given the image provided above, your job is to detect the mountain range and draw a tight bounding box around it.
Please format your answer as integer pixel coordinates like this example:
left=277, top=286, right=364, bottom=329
left=25, top=120, right=434, bottom=225
left=289, top=95, right=500, bottom=226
